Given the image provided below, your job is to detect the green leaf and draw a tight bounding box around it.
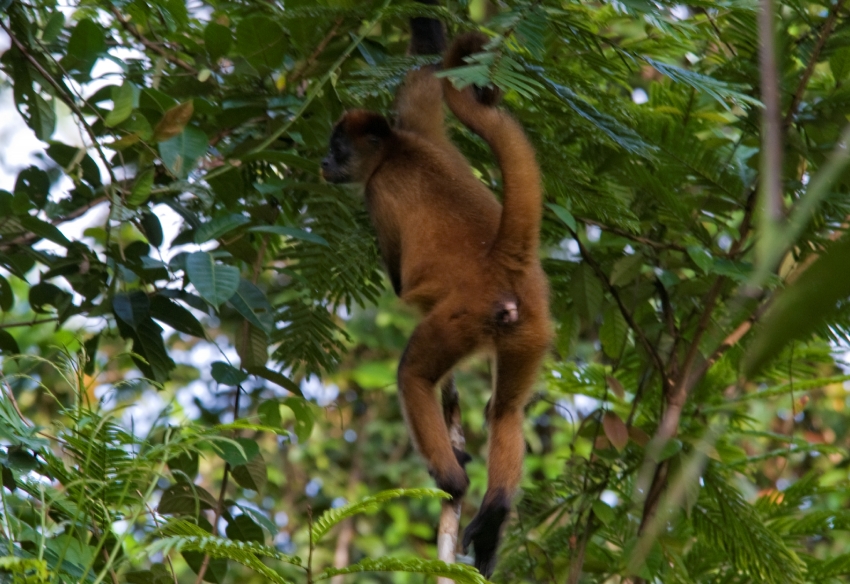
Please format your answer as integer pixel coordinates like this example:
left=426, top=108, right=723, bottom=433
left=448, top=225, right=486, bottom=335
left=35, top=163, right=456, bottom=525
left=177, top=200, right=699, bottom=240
left=228, top=279, right=274, bottom=333
left=195, top=214, right=251, bottom=243
left=246, top=361, right=304, bottom=397
left=28, top=283, right=71, bottom=315
left=247, top=225, right=329, bottom=246
left=159, top=126, right=208, bottom=179
left=140, top=210, right=164, bottom=247
left=257, top=399, right=282, bottom=427
left=205, top=22, right=232, bottom=62
left=15, top=166, right=50, bottom=209
left=237, top=324, right=268, bottom=369
left=225, top=514, right=265, bottom=543
left=0, top=275, right=13, bottom=312
left=282, top=397, right=314, bottom=442
left=744, top=233, right=850, bottom=376
left=830, top=47, right=850, bottom=81
left=235, top=16, right=286, bottom=74
left=149, top=295, right=206, bottom=338
left=609, top=253, right=644, bottom=286
left=571, top=264, right=602, bottom=321
left=320, top=558, right=490, bottom=583
left=547, top=203, right=577, bottom=232
left=186, top=252, right=240, bottom=308
left=45, top=143, right=101, bottom=187
left=214, top=437, right=260, bottom=467
left=211, top=361, right=248, bottom=386
left=167, top=451, right=199, bottom=480
left=19, top=216, right=71, bottom=247
left=128, top=169, right=155, bottom=206
left=231, top=454, right=267, bottom=493
left=112, top=291, right=150, bottom=330
left=105, top=81, right=136, bottom=127
left=687, top=245, right=713, bottom=273
left=184, top=552, right=228, bottom=584
left=63, top=18, right=105, bottom=75
left=158, top=483, right=217, bottom=515
left=592, top=500, right=616, bottom=526
left=599, top=304, right=628, bottom=359
left=0, top=330, right=20, bottom=355
left=312, top=488, right=450, bottom=544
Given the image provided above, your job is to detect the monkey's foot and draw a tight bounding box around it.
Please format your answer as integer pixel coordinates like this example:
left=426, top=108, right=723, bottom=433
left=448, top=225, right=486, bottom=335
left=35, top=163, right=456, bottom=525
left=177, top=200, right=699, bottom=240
left=431, top=459, right=470, bottom=501
left=462, top=490, right=510, bottom=578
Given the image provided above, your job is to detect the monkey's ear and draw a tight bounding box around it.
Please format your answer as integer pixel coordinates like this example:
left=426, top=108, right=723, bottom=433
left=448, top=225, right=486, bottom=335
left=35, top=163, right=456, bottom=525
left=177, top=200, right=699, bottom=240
left=363, top=115, right=392, bottom=140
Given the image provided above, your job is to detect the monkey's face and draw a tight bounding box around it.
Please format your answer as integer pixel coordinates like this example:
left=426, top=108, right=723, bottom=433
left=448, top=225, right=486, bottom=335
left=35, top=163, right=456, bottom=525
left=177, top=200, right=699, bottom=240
left=321, top=125, right=354, bottom=184
left=322, top=111, right=392, bottom=184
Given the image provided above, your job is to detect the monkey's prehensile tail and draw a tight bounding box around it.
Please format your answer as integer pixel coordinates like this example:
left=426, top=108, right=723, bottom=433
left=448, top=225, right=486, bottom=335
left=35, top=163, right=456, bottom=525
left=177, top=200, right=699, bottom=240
left=442, top=33, right=543, bottom=269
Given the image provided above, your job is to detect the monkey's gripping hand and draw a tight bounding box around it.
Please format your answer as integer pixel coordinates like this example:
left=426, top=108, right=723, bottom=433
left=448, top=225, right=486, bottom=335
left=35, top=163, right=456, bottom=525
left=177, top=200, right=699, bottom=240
left=462, top=490, right=511, bottom=578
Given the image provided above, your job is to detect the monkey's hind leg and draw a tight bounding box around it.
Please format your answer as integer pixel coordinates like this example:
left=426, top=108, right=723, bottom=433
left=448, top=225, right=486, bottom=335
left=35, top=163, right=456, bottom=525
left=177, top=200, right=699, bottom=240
left=463, top=342, right=546, bottom=577
left=397, top=308, right=478, bottom=499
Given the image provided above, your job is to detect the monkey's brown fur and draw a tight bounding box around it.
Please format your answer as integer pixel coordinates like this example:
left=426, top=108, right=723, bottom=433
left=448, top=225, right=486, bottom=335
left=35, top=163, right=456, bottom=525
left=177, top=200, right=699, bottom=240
left=321, top=31, right=551, bottom=577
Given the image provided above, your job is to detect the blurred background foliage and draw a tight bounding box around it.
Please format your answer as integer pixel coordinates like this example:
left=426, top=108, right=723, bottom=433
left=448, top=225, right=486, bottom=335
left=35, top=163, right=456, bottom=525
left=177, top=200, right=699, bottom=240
left=2, top=0, right=850, bottom=582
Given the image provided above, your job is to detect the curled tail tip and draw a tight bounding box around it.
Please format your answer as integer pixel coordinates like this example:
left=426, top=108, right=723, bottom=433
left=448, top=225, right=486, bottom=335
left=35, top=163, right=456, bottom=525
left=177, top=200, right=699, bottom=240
left=444, top=32, right=503, bottom=107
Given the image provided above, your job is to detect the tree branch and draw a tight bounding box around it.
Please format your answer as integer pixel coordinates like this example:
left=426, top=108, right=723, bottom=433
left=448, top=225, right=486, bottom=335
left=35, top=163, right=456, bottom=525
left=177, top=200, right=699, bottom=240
left=109, top=8, right=199, bottom=76
left=436, top=377, right=465, bottom=583
left=289, top=17, right=345, bottom=86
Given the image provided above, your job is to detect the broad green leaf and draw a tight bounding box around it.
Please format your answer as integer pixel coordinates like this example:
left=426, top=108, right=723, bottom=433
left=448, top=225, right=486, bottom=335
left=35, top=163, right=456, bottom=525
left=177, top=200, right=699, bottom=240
left=140, top=210, right=164, bottom=247
left=159, top=126, right=208, bottom=178
left=592, top=500, right=616, bottom=526
left=744, top=234, right=850, bottom=376
left=228, top=279, right=274, bottom=333
left=105, top=81, right=136, bottom=127
left=226, top=514, right=265, bottom=543
left=830, top=47, right=850, bottom=81
left=15, top=166, right=50, bottom=209
left=0, top=275, right=13, bottom=311
left=231, top=455, right=267, bottom=493
left=205, top=22, right=232, bottom=62
left=167, top=451, right=199, bottom=480
left=149, top=295, right=206, bottom=338
left=112, top=291, right=150, bottom=330
left=128, top=169, right=155, bottom=206
left=28, top=283, right=71, bottom=314
left=571, top=264, right=602, bottom=321
left=600, top=304, right=628, bottom=359
left=257, top=400, right=281, bottom=427
left=237, top=324, right=268, bottom=369
left=19, top=216, right=70, bottom=247
left=0, top=330, right=20, bottom=355
left=246, top=366, right=302, bottom=396
left=62, top=18, right=105, bottom=75
left=247, top=225, right=329, bottom=246
left=235, top=16, right=286, bottom=74
left=547, top=203, right=577, bottom=232
left=195, top=214, right=251, bottom=243
left=158, top=483, right=216, bottom=515
left=687, top=245, right=713, bottom=273
left=211, top=361, right=248, bottom=386
left=186, top=252, right=240, bottom=308
left=610, top=253, right=644, bottom=286
left=214, top=437, right=259, bottom=467
left=282, top=397, right=314, bottom=442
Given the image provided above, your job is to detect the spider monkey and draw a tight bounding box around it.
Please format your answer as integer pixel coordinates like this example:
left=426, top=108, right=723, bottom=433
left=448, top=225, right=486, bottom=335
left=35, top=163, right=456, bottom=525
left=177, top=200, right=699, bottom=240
left=321, top=2, right=551, bottom=576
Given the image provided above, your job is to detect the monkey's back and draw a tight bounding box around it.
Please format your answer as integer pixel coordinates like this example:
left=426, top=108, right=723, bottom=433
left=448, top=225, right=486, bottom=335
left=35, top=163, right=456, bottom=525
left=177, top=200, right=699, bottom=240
left=366, top=131, right=547, bottom=323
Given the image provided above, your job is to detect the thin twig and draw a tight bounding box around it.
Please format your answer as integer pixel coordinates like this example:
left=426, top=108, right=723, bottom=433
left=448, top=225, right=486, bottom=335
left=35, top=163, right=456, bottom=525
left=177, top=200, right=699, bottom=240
left=193, top=386, right=241, bottom=584
left=0, top=196, right=108, bottom=251
left=0, top=317, right=60, bottom=330
left=573, top=232, right=668, bottom=387
left=784, top=0, right=846, bottom=126
left=581, top=219, right=688, bottom=252
left=289, top=17, right=345, bottom=85
left=0, top=22, right=117, bottom=184
left=436, top=377, right=465, bottom=583
left=109, top=8, right=199, bottom=75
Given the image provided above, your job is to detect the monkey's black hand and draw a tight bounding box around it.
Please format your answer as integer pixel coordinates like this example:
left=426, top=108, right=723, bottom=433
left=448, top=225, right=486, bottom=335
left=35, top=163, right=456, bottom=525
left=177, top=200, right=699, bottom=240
left=462, top=490, right=511, bottom=578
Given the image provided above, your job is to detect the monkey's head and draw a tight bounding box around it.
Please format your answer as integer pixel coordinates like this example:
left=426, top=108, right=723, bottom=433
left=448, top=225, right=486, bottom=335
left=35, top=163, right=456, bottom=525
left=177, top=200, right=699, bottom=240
left=322, top=110, right=392, bottom=184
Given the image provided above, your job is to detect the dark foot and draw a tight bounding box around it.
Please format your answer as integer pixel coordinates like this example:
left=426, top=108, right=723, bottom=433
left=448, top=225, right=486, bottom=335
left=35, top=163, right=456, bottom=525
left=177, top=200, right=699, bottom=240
left=462, top=490, right=511, bottom=578
left=431, top=460, right=469, bottom=500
